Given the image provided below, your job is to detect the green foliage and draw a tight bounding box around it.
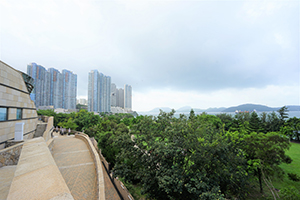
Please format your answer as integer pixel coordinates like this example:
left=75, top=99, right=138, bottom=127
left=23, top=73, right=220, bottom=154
left=280, top=186, right=300, bottom=200
left=76, top=103, right=87, bottom=110
left=73, top=110, right=101, bottom=131
left=278, top=106, right=289, bottom=122
left=216, top=113, right=233, bottom=131
left=114, top=110, right=248, bottom=199
left=286, top=117, right=300, bottom=141
left=288, top=173, right=300, bottom=182
left=249, top=112, right=261, bottom=133
left=242, top=132, right=291, bottom=193
left=57, top=118, right=78, bottom=130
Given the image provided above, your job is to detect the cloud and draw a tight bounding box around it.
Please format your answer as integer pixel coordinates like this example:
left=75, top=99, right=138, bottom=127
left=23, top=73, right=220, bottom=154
left=0, top=0, right=298, bottom=111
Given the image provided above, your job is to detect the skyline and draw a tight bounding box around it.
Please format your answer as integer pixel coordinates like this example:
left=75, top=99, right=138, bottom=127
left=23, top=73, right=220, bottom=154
left=0, top=0, right=299, bottom=112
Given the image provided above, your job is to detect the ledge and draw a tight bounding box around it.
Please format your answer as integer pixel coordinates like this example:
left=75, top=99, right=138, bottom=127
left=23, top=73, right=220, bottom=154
left=75, top=133, right=106, bottom=200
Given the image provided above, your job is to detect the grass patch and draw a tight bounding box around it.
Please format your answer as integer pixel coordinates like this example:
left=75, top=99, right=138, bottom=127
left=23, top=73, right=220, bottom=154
left=280, top=142, right=300, bottom=177
left=273, top=142, right=300, bottom=190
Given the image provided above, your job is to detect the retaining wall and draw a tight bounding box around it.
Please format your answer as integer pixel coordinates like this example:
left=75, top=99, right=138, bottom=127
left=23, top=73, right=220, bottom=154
left=0, top=142, right=23, bottom=168
left=42, top=116, right=53, bottom=142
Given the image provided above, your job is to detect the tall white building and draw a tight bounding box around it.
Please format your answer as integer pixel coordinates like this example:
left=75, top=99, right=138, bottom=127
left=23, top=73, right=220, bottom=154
left=88, top=70, right=111, bottom=113
left=124, top=84, right=132, bottom=110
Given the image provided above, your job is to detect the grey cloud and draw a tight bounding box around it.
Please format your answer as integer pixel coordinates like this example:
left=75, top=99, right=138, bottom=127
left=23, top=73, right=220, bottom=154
left=1, top=1, right=298, bottom=98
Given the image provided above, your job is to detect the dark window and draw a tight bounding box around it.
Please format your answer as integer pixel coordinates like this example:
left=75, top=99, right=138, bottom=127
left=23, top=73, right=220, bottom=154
left=0, top=107, right=8, bottom=121
left=16, top=108, right=22, bottom=120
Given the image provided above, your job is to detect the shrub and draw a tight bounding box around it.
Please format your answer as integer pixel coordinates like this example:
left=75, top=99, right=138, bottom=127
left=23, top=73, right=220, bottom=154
left=280, top=186, right=300, bottom=200
left=288, top=173, right=300, bottom=182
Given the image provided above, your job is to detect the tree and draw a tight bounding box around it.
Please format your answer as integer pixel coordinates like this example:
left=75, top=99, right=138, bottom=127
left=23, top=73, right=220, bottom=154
left=249, top=112, right=261, bottom=133
left=277, top=106, right=289, bottom=122
left=76, top=103, right=87, bottom=110
left=266, top=112, right=281, bottom=132
left=286, top=117, right=300, bottom=141
left=216, top=113, right=234, bottom=131
left=58, top=118, right=78, bottom=130
left=242, top=132, right=291, bottom=193
left=73, top=109, right=101, bottom=131
left=114, top=111, right=249, bottom=199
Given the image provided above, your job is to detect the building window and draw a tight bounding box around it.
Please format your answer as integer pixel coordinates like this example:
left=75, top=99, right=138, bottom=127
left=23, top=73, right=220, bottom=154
left=0, top=107, right=8, bottom=121
left=16, top=108, right=22, bottom=120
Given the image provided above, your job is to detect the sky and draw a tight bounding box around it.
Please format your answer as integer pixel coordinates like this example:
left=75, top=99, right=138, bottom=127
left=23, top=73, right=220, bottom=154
left=0, top=0, right=299, bottom=112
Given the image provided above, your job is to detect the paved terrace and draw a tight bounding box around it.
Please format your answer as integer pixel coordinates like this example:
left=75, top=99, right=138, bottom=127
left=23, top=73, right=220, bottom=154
left=52, top=135, right=98, bottom=200
left=0, top=132, right=115, bottom=200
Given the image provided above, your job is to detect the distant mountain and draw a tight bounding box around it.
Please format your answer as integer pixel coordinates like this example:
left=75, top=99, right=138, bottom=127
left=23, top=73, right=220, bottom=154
left=140, top=104, right=300, bottom=115
left=286, top=105, right=300, bottom=111
left=205, top=107, right=226, bottom=112
left=176, top=106, right=192, bottom=112
left=148, top=107, right=173, bottom=113
left=223, top=104, right=277, bottom=112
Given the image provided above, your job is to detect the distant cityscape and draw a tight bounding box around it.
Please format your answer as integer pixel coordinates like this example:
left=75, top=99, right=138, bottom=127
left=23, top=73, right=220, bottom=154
left=27, top=63, right=77, bottom=110
left=88, top=69, right=132, bottom=114
left=27, top=63, right=132, bottom=114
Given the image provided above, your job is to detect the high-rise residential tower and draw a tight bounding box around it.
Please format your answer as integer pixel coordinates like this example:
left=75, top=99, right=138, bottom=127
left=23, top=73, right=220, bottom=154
left=48, top=68, right=63, bottom=108
left=27, top=63, right=77, bottom=109
left=124, top=84, right=132, bottom=110
left=117, top=88, right=124, bottom=108
left=62, top=70, right=77, bottom=109
left=88, top=70, right=111, bottom=113
left=111, top=83, right=117, bottom=107
left=27, top=63, right=49, bottom=108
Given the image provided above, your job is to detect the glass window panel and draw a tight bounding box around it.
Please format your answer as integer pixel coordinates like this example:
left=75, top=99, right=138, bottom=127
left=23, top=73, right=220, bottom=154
left=16, top=108, right=22, bottom=120
left=0, top=108, right=7, bottom=121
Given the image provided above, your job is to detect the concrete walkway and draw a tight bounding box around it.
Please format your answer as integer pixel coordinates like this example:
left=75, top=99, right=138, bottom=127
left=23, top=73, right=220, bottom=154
left=52, top=136, right=97, bottom=200
left=0, top=165, right=16, bottom=200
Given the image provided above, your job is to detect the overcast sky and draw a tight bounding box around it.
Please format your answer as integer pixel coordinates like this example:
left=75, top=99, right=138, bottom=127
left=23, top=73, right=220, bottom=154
left=0, top=0, right=299, bottom=112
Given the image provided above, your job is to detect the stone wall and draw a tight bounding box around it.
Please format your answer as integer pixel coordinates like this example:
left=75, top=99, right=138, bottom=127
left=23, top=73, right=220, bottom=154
left=0, top=142, right=23, bottom=167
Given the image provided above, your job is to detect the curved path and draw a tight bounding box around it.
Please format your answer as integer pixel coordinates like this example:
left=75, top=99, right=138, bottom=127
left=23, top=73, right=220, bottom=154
left=52, top=135, right=97, bottom=200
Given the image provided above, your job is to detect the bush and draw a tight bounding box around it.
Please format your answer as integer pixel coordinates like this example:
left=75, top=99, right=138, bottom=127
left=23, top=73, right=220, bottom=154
left=280, top=186, right=300, bottom=200
left=288, top=173, right=300, bottom=182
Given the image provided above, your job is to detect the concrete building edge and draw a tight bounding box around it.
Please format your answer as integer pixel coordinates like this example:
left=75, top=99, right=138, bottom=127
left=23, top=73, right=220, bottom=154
left=75, top=134, right=106, bottom=200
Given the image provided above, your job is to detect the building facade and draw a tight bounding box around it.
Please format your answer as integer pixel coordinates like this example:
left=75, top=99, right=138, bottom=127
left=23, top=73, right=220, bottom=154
left=48, top=68, right=63, bottom=108
left=111, top=83, right=117, bottom=107
left=27, top=63, right=77, bottom=109
left=27, top=63, right=49, bottom=108
left=88, top=70, right=111, bottom=113
left=117, top=88, right=124, bottom=108
left=0, top=61, right=38, bottom=149
left=62, top=70, right=77, bottom=110
left=124, top=84, right=132, bottom=110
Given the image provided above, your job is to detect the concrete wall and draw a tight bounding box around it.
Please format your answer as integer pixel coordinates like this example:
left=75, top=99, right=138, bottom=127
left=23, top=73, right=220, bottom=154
left=0, top=61, right=38, bottom=149
left=42, top=116, right=53, bottom=142
left=35, top=123, right=47, bottom=137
